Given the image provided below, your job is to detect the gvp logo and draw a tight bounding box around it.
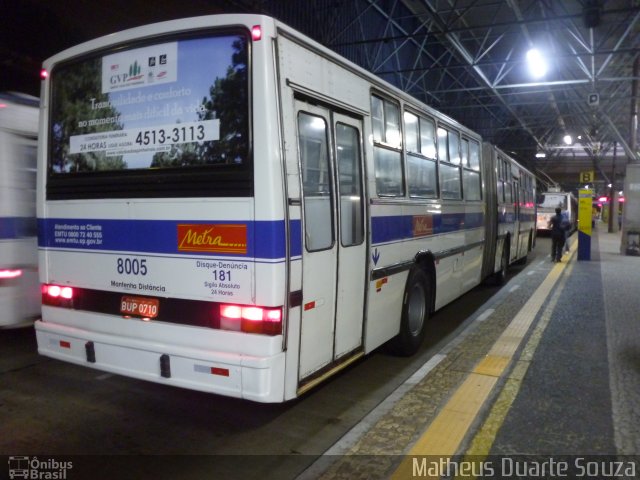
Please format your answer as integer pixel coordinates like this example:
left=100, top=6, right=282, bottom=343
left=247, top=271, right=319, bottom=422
left=110, top=60, right=144, bottom=86
left=128, top=60, right=142, bottom=80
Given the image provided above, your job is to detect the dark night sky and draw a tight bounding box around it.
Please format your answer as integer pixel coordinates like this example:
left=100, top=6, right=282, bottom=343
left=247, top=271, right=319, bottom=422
left=1, top=0, right=240, bottom=97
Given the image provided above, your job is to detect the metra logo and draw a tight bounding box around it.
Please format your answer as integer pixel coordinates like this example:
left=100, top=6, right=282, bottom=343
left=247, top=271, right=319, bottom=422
left=413, top=215, right=433, bottom=237
left=177, top=224, right=247, bottom=254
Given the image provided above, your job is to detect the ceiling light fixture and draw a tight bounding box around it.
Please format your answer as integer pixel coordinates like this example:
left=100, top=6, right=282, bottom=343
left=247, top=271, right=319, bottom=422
left=526, top=48, right=547, bottom=78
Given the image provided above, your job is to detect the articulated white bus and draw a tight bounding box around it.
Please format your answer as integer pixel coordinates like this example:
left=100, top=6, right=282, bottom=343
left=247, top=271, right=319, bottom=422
left=0, top=93, right=40, bottom=328
left=36, top=14, right=535, bottom=402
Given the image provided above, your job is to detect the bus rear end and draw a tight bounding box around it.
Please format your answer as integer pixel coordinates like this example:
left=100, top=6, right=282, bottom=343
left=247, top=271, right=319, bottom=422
left=35, top=15, right=290, bottom=402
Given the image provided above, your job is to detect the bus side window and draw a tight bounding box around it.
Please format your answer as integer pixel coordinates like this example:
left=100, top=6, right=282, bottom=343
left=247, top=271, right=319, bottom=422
left=437, top=126, right=461, bottom=200
left=462, top=138, right=481, bottom=201
left=497, top=156, right=505, bottom=203
left=503, top=160, right=513, bottom=205
left=404, top=111, right=437, bottom=198
left=371, top=94, right=404, bottom=197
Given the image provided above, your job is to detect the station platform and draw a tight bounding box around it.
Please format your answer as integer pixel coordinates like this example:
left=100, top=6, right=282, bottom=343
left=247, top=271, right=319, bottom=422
left=300, top=228, right=640, bottom=479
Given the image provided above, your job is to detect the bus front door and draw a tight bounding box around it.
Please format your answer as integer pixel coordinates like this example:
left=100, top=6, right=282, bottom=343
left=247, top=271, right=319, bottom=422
left=294, top=100, right=367, bottom=383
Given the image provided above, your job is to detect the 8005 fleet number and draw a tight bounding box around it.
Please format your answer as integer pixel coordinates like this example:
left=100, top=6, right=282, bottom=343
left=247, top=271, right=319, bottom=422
left=117, top=258, right=148, bottom=276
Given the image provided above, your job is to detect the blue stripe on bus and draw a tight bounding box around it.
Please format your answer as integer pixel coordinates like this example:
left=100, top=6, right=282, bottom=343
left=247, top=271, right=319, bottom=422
left=371, top=212, right=484, bottom=245
left=0, top=217, right=37, bottom=240
left=38, top=218, right=302, bottom=259
left=497, top=211, right=536, bottom=223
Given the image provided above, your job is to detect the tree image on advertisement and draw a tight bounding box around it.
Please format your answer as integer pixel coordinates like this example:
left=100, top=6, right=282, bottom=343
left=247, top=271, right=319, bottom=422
left=50, top=58, right=126, bottom=173
left=150, top=36, right=249, bottom=168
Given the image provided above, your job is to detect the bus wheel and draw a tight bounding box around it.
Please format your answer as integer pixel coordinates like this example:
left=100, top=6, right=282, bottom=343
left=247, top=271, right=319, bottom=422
left=391, top=268, right=430, bottom=356
left=494, top=244, right=509, bottom=285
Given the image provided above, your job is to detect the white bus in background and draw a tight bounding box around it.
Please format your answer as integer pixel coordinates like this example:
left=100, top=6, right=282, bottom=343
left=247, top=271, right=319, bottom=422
left=536, top=189, right=578, bottom=234
left=36, top=14, right=535, bottom=402
left=0, top=93, right=40, bottom=328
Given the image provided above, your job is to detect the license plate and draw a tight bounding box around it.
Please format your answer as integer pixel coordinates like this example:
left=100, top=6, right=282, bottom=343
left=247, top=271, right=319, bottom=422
left=120, top=296, right=159, bottom=318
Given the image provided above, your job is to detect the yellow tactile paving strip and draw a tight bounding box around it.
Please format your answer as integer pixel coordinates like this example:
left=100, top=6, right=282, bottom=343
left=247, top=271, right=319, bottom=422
left=391, top=245, right=575, bottom=478
left=461, top=260, right=575, bottom=463
left=313, top=244, right=575, bottom=480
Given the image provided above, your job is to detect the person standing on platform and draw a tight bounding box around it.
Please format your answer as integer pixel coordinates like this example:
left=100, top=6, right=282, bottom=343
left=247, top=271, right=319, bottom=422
left=561, top=210, right=571, bottom=254
left=548, top=207, right=565, bottom=262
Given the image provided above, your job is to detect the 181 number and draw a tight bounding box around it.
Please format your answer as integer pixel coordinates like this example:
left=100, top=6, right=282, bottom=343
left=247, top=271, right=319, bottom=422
left=212, top=270, right=231, bottom=282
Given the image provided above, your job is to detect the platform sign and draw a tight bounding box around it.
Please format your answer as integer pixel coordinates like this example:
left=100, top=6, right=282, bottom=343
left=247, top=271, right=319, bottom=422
left=578, top=188, right=593, bottom=260
left=579, top=170, right=594, bottom=183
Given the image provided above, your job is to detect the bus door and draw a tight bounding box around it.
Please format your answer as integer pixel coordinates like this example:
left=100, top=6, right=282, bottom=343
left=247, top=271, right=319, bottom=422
left=512, top=179, right=521, bottom=259
left=294, top=100, right=367, bottom=381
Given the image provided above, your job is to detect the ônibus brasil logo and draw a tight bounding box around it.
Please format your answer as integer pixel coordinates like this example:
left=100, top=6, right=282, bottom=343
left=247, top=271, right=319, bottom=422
left=8, top=456, right=73, bottom=479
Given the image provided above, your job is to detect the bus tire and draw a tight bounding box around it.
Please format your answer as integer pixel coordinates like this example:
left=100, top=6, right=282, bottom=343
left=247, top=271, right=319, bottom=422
left=494, top=243, right=509, bottom=285
left=391, top=267, right=430, bottom=356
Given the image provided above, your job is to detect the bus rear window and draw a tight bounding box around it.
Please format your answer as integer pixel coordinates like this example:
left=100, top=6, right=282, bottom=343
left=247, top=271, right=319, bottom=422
left=47, top=31, right=251, bottom=199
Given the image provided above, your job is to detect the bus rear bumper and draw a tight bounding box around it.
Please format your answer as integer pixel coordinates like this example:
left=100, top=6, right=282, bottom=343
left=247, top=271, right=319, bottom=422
left=34, top=320, right=286, bottom=403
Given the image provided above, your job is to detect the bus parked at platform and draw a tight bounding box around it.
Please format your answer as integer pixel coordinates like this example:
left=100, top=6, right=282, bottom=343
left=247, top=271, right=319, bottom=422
left=35, top=14, right=535, bottom=402
left=0, top=93, right=40, bottom=328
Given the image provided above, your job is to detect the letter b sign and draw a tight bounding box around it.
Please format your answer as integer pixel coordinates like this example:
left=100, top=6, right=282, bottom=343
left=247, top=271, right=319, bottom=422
left=580, top=171, right=594, bottom=183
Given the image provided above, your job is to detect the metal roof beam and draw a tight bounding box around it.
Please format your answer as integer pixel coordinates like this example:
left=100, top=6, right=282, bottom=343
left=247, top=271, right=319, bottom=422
left=401, top=0, right=544, bottom=149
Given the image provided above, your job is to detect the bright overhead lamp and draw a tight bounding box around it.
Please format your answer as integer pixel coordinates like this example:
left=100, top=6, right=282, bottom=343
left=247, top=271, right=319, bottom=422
left=535, top=152, right=546, bottom=158
left=526, top=48, right=547, bottom=78
left=563, top=134, right=573, bottom=145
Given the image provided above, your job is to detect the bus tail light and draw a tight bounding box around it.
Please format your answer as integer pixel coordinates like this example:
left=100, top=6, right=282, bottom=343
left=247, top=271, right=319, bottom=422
left=219, top=304, right=282, bottom=335
left=42, top=284, right=74, bottom=307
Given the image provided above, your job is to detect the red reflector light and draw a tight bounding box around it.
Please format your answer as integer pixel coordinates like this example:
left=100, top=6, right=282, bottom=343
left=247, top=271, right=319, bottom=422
left=60, top=340, right=71, bottom=349
left=242, top=307, right=263, bottom=322
left=0, top=269, right=22, bottom=279
left=44, top=284, right=74, bottom=299
left=211, top=367, right=229, bottom=377
left=40, top=68, right=48, bottom=80
left=47, top=285, right=61, bottom=297
left=220, top=305, right=242, bottom=319
left=251, top=25, right=262, bottom=41
left=219, top=304, right=282, bottom=335
left=42, top=284, right=74, bottom=307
